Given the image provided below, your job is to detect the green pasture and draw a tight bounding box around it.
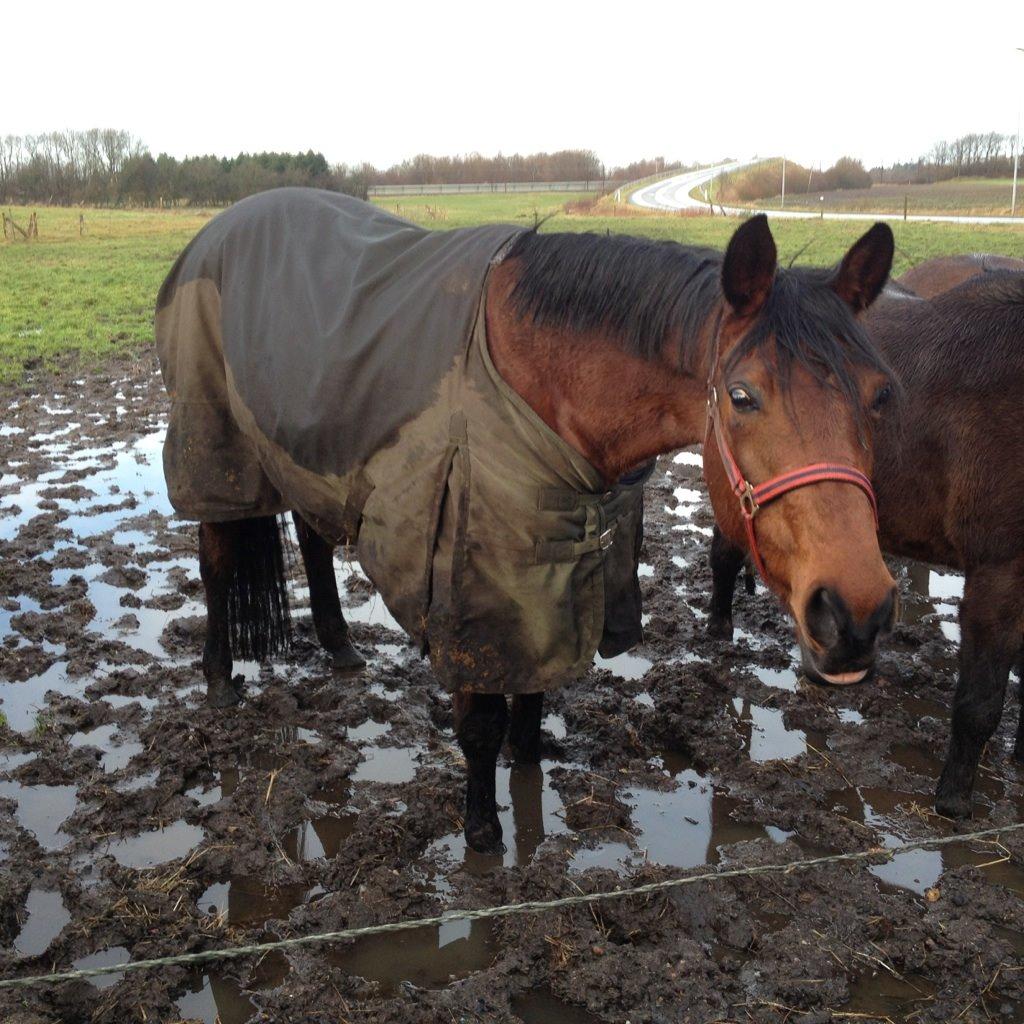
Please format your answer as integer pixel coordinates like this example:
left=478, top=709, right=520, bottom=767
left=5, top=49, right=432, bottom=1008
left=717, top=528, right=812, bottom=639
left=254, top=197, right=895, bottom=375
left=2, top=195, right=1023, bottom=383
left=370, top=191, right=592, bottom=228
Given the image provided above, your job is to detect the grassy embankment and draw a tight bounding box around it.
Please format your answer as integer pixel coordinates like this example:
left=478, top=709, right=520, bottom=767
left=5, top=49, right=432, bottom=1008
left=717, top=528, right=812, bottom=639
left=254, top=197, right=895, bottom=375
left=2, top=194, right=1024, bottom=383
left=700, top=160, right=1023, bottom=216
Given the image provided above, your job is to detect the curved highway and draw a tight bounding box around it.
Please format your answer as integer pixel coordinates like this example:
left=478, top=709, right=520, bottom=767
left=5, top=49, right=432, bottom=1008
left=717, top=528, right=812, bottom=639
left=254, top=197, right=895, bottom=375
left=630, top=159, right=761, bottom=212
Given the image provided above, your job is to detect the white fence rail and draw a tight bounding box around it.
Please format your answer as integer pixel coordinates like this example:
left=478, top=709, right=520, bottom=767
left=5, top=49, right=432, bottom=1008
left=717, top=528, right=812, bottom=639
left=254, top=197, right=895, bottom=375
left=367, top=180, right=624, bottom=197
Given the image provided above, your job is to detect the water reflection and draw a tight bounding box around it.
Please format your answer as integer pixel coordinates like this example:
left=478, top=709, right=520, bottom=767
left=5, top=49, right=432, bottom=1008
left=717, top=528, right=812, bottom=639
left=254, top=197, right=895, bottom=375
left=102, top=820, right=204, bottom=868
left=897, top=561, right=964, bottom=662
left=827, top=781, right=1024, bottom=898
left=13, top=888, right=71, bottom=956
left=593, top=650, right=653, bottom=680
left=71, top=946, right=130, bottom=989
left=727, top=698, right=807, bottom=762
left=198, top=876, right=307, bottom=928
left=176, top=970, right=260, bottom=1024
left=326, top=918, right=497, bottom=995
left=571, top=753, right=791, bottom=873
left=512, top=988, right=604, bottom=1022
left=844, top=969, right=937, bottom=1019
left=0, top=780, right=77, bottom=850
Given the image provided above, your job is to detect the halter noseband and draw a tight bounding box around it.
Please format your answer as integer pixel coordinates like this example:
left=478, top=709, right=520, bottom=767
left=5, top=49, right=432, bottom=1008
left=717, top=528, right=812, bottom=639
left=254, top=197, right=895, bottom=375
left=703, top=316, right=878, bottom=585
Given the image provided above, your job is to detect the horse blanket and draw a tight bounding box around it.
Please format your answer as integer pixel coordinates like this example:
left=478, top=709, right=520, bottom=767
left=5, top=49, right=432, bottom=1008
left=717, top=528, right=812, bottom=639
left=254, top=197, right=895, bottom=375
left=156, top=188, right=648, bottom=693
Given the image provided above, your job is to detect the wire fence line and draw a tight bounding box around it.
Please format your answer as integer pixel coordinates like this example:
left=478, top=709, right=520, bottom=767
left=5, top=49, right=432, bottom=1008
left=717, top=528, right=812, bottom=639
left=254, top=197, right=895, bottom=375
left=1, top=821, right=1022, bottom=991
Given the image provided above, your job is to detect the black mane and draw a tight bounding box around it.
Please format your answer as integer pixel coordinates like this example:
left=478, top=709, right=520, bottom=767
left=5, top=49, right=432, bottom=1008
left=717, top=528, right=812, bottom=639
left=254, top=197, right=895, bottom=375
left=506, top=230, right=893, bottom=409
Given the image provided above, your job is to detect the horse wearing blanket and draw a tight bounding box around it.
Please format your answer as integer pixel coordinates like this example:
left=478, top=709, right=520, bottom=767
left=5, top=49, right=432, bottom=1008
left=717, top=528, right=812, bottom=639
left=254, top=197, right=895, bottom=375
left=157, top=188, right=898, bottom=853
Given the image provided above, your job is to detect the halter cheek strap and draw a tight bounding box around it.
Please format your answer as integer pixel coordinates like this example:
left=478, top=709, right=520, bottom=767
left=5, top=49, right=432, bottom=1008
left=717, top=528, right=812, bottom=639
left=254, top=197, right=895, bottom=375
left=702, top=314, right=879, bottom=585
left=706, top=387, right=878, bottom=582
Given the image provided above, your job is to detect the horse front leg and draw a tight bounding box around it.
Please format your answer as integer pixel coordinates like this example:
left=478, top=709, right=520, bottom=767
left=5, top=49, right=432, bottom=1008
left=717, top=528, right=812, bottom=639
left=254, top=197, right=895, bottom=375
left=936, top=563, right=1024, bottom=818
left=453, top=691, right=508, bottom=854
left=292, top=511, right=365, bottom=671
left=708, top=525, right=746, bottom=640
left=508, top=693, right=544, bottom=763
left=199, top=521, right=243, bottom=708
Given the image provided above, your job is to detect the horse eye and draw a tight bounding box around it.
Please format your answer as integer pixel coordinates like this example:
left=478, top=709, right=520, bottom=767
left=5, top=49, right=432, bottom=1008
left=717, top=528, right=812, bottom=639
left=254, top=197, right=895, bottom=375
left=871, top=384, right=892, bottom=412
left=728, top=386, right=757, bottom=411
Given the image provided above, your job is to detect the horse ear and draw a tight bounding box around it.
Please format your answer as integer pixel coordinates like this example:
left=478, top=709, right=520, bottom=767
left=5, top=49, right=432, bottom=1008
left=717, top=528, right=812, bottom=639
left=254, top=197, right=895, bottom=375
left=833, top=222, right=894, bottom=312
left=722, top=214, right=777, bottom=317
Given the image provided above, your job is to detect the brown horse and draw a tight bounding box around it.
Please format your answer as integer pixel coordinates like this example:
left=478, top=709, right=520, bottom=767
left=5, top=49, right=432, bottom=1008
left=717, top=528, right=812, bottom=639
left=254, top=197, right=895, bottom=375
left=896, top=253, right=1024, bottom=299
left=160, top=194, right=898, bottom=854
left=707, top=269, right=1024, bottom=819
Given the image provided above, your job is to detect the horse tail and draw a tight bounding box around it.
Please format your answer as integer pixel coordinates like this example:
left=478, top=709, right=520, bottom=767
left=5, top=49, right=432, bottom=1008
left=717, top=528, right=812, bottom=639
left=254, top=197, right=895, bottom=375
left=228, top=515, right=292, bottom=661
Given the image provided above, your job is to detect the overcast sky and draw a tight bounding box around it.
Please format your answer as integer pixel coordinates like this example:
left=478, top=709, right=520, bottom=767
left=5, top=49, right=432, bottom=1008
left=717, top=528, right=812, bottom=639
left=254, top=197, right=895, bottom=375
left=9, top=1, right=1024, bottom=171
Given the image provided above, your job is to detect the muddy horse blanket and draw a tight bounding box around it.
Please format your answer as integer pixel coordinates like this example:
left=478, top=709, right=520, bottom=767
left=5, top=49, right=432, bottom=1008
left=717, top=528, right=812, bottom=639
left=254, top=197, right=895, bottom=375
left=156, top=188, right=648, bottom=693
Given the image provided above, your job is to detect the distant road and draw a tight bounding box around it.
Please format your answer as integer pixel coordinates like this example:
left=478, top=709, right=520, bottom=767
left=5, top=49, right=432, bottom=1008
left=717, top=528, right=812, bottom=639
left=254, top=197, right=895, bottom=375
left=630, top=159, right=1024, bottom=226
left=630, top=159, right=761, bottom=212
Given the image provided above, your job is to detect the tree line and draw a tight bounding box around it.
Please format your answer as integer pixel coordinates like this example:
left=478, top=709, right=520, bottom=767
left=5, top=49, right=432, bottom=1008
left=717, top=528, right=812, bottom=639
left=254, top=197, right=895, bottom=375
left=0, top=130, right=370, bottom=206
left=0, top=130, right=690, bottom=207
left=372, top=149, right=606, bottom=185
left=717, top=156, right=872, bottom=203
left=874, top=131, right=1018, bottom=184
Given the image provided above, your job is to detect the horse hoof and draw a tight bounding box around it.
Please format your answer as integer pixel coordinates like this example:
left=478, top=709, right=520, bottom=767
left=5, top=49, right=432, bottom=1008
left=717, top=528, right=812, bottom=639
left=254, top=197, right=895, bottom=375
left=331, top=641, right=367, bottom=672
left=207, top=678, right=243, bottom=709
left=934, top=788, right=973, bottom=820
left=465, top=818, right=504, bottom=856
left=707, top=616, right=734, bottom=641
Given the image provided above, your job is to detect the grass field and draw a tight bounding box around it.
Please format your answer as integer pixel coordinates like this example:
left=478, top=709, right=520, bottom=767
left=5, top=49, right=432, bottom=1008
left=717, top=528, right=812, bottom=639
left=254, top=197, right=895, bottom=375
left=726, top=177, right=1022, bottom=217
left=2, top=194, right=1024, bottom=383
left=370, top=191, right=593, bottom=228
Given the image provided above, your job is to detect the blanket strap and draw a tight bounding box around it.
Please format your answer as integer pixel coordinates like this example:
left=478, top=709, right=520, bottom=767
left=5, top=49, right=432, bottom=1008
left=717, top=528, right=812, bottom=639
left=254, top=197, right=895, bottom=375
left=534, top=460, right=654, bottom=564
left=535, top=494, right=618, bottom=564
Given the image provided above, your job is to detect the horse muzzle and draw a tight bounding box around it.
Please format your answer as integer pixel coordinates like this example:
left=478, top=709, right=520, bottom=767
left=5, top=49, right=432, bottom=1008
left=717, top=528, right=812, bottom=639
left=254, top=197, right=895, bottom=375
left=797, top=584, right=897, bottom=687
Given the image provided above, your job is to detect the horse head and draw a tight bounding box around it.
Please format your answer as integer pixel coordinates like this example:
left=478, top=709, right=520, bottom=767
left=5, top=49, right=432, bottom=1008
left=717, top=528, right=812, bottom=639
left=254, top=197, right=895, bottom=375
left=705, top=217, right=899, bottom=686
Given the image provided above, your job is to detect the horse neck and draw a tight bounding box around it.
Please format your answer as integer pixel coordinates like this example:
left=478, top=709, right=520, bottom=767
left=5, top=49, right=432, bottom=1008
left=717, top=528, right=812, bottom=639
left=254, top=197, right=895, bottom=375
left=484, top=260, right=711, bottom=483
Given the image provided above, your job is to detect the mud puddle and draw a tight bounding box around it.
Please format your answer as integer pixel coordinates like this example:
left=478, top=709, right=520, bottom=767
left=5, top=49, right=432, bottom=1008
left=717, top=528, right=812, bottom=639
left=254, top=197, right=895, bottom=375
left=1, top=363, right=1023, bottom=1022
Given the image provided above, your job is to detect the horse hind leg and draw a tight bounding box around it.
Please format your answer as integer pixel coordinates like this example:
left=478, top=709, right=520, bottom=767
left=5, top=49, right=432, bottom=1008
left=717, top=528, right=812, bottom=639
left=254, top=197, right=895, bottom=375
left=198, top=517, right=292, bottom=709
left=198, top=521, right=240, bottom=707
left=936, top=562, right=1024, bottom=817
left=292, top=511, right=365, bottom=671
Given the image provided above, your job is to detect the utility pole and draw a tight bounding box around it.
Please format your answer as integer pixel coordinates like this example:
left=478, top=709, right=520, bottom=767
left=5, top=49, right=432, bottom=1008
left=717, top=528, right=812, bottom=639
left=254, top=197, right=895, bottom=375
left=1013, top=48, right=1023, bottom=216
left=1014, top=127, right=1020, bottom=216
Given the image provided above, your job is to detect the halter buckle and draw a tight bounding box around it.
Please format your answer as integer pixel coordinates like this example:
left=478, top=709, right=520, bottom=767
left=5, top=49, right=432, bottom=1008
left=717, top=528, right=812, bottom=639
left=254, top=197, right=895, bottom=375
left=739, top=482, right=759, bottom=519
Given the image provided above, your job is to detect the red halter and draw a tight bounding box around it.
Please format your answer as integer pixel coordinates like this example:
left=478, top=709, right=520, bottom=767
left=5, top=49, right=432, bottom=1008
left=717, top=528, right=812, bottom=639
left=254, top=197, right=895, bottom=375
left=703, top=325, right=879, bottom=585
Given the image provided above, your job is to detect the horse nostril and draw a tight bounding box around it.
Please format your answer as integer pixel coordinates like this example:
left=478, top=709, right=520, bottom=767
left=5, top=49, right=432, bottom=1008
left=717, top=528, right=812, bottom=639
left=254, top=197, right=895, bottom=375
left=804, top=586, right=843, bottom=649
left=875, top=586, right=898, bottom=635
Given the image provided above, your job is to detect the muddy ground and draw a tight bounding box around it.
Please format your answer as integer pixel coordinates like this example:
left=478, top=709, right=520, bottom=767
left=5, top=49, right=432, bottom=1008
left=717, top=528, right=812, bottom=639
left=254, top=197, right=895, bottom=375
left=1, top=351, right=1022, bottom=1024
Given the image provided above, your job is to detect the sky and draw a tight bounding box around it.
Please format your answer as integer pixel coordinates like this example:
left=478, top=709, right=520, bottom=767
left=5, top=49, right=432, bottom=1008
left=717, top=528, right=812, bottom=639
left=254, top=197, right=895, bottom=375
left=8, top=1, right=1024, bottom=172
